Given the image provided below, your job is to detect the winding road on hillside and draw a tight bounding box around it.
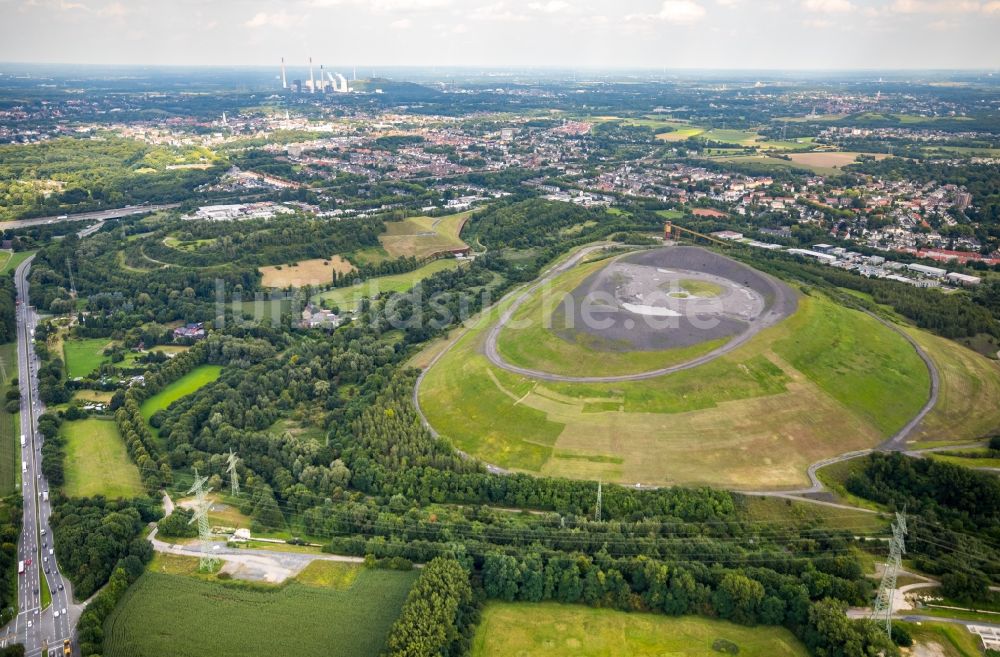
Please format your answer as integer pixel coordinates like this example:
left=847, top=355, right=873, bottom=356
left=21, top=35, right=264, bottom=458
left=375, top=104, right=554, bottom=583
left=414, top=241, right=944, bottom=500
left=481, top=244, right=797, bottom=383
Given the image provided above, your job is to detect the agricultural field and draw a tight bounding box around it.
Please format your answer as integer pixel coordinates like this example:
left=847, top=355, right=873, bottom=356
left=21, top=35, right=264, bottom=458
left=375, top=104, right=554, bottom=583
left=471, top=603, right=809, bottom=657
left=102, top=567, right=418, bottom=657
left=419, top=277, right=930, bottom=489
left=312, top=258, right=461, bottom=311
left=0, top=342, right=18, bottom=495
left=259, top=255, right=355, bottom=288
left=905, top=327, right=1000, bottom=447
left=786, top=151, right=891, bottom=173
left=140, top=365, right=223, bottom=421
left=378, top=210, right=471, bottom=259
left=62, top=418, right=144, bottom=498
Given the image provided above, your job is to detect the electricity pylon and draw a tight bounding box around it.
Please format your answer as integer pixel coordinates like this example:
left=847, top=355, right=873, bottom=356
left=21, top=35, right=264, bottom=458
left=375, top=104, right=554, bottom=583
left=187, top=468, right=220, bottom=572
left=595, top=481, right=602, bottom=522
left=226, top=450, right=240, bottom=498
left=870, top=510, right=907, bottom=640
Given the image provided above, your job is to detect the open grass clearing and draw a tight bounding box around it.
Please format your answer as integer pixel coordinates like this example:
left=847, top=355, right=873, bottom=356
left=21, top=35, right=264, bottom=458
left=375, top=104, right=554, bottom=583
left=259, top=255, right=355, bottom=288
left=63, top=417, right=144, bottom=499
left=294, top=561, right=360, bottom=589
left=421, top=287, right=927, bottom=489
left=379, top=210, right=471, bottom=259
left=0, top=343, right=18, bottom=495
left=906, top=327, right=1000, bottom=447
left=163, top=236, right=217, bottom=252
left=786, top=151, right=891, bottom=173
left=312, top=258, right=461, bottom=312
left=898, top=621, right=983, bottom=657
left=0, top=250, right=34, bottom=274
left=471, top=603, right=809, bottom=657
left=103, top=569, right=417, bottom=657
left=63, top=337, right=114, bottom=378
left=140, top=364, right=222, bottom=421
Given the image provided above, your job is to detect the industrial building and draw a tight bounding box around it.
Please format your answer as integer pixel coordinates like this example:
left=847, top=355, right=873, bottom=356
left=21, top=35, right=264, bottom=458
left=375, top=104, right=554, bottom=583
left=281, top=57, right=353, bottom=94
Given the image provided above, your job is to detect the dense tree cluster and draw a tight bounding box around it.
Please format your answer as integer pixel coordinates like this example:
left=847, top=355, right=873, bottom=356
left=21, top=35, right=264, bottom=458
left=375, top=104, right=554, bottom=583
left=0, top=497, right=22, bottom=626
left=383, top=557, right=476, bottom=657
left=48, top=496, right=156, bottom=599
left=846, top=452, right=1000, bottom=600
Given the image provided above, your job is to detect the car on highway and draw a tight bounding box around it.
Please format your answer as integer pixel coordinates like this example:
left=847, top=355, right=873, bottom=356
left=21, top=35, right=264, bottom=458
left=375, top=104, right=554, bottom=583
left=58, top=583, right=63, bottom=590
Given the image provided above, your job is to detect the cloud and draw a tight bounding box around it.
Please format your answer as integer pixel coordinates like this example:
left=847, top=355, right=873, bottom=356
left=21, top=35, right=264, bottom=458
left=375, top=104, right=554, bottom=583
left=802, top=0, right=854, bottom=13
left=984, top=0, right=1000, bottom=11
left=98, top=1, right=128, bottom=17
left=635, top=0, right=706, bottom=22
left=306, top=0, right=450, bottom=8
left=244, top=10, right=303, bottom=28
left=390, top=17, right=412, bottom=28
left=889, top=0, right=982, bottom=12
left=527, top=0, right=569, bottom=12
left=470, top=2, right=527, bottom=21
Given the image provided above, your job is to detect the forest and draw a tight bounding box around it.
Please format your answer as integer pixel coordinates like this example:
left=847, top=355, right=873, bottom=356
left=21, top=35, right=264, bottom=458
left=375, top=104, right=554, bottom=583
left=0, top=136, right=224, bottom=220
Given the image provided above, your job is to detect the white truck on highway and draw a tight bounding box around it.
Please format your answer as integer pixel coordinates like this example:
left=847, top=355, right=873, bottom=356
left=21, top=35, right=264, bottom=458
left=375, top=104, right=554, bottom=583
left=20, top=435, right=25, bottom=448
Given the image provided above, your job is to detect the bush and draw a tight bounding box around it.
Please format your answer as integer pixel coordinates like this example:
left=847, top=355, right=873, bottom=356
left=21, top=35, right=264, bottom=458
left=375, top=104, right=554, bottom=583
left=712, top=638, right=740, bottom=654
left=989, top=435, right=1000, bottom=451
left=891, top=623, right=913, bottom=647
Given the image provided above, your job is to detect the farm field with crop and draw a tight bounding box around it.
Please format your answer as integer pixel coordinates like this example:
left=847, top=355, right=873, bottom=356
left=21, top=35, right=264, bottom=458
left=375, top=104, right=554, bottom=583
left=259, top=255, right=355, bottom=288
left=62, top=417, right=144, bottom=498
left=140, top=364, right=223, bottom=421
left=313, top=258, right=460, bottom=311
left=418, top=269, right=930, bottom=489
left=102, top=568, right=418, bottom=657
left=470, top=603, right=809, bottom=657
left=378, top=210, right=471, bottom=259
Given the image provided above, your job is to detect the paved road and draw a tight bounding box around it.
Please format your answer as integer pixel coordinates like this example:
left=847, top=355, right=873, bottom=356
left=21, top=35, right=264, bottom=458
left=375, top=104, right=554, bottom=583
left=147, top=526, right=366, bottom=582
left=481, top=244, right=796, bottom=383
left=0, top=257, right=80, bottom=657
left=0, top=204, right=178, bottom=232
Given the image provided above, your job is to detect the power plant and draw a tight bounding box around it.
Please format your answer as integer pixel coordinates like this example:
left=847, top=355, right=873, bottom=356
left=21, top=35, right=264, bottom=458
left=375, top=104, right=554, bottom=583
left=281, top=57, right=353, bottom=94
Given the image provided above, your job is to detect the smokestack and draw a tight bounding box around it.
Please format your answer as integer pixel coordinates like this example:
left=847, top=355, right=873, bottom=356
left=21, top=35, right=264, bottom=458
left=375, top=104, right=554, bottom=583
left=309, top=57, right=315, bottom=93
left=320, top=64, right=325, bottom=92
left=281, top=57, right=287, bottom=89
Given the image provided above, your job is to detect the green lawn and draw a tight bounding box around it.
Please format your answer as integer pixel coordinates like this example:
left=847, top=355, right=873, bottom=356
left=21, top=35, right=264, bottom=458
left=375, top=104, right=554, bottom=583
left=63, top=337, right=114, bottom=379
left=471, top=603, right=809, bottom=657
left=103, top=568, right=418, bottom=657
left=312, top=259, right=461, bottom=312
left=140, top=365, right=223, bottom=421
left=0, top=342, right=18, bottom=495
left=898, top=622, right=983, bottom=657
left=0, top=250, right=35, bottom=275
left=63, top=418, right=144, bottom=498
left=772, top=300, right=930, bottom=436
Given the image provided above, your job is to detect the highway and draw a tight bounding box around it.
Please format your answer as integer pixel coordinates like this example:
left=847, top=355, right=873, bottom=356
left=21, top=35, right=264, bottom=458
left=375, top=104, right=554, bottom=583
left=0, top=256, right=78, bottom=656
left=0, top=203, right=179, bottom=232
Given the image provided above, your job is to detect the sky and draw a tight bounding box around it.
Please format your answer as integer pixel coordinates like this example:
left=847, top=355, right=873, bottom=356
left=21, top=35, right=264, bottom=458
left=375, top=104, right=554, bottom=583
left=1, top=0, right=999, bottom=70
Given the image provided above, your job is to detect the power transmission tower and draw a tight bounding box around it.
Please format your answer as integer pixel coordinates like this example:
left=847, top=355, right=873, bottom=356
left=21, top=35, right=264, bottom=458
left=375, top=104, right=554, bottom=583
left=595, top=481, right=602, bottom=522
left=65, top=257, right=77, bottom=297
left=226, top=450, right=240, bottom=498
left=870, top=510, right=907, bottom=640
left=187, top=468, right=220, bottom=572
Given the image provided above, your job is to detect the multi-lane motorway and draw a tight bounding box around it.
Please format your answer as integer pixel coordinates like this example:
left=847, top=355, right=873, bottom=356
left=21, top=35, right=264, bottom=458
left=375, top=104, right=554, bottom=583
left=0, top=257, right=78, bottom=656
left=0, top=203, right=179, bottom=233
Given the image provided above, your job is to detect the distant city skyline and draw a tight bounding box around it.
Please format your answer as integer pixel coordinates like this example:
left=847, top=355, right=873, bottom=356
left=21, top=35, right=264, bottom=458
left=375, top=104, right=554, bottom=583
left=1, top=0, right=999, bottom=70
